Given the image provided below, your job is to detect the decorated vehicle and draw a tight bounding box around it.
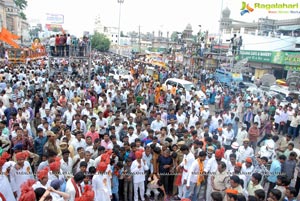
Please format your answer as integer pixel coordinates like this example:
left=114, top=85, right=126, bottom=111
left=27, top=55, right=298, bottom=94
left=8, top=38, right=47, bottom=64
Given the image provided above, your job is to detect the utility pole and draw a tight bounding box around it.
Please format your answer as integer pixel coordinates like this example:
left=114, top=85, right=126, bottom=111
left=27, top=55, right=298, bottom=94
left=138, top=25, right=141, bottom=53
left=117, top=0, right=124, bottom=54
left=88, top=36, right=92, bottom=85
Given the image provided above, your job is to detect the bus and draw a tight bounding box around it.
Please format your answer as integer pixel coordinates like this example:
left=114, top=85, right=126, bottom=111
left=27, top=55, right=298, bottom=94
left=214, top=68, right=243, bottom=84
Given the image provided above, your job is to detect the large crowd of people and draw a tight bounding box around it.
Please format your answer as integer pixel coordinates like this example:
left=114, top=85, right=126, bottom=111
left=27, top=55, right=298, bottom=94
left=0, top=51, right=299, bottom=201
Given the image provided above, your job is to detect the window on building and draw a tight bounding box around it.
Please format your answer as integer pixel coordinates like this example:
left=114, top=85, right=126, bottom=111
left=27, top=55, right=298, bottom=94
left=115, top=40, right=117, bottom=43
left=116, top=35, right=118, bottom=37
left=112, top=35, right=113, bottom=37
left=296, top=44, right=300, bottom=48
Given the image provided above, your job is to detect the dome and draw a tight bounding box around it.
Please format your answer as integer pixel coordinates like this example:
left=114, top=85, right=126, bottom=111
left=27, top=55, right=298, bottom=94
left=222, top=7, right=231, bottom=18
left=185, top=23, right=192, bottom=31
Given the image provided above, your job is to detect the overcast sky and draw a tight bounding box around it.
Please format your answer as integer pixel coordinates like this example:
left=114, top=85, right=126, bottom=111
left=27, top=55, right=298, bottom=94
left=25, top=0, right=300, bottom=37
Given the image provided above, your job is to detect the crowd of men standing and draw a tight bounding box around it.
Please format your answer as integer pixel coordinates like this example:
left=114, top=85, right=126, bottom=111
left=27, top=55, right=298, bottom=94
left=0, top=51, right=299, bottom=201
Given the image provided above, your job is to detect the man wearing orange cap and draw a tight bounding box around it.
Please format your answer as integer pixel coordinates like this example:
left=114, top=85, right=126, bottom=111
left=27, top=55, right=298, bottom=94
left=204, top=148, right=227, bottom=200
left=241, top=157, right=254, bottom=185
left=48, top=160, right=66, bottom=189
left=92, top=162, right=112, bottom=201
left=233, top=162, right=247, bottom=191
left=32, top=167, right=50, bottom=190
left=0, top=152, right=16, bottom=201
left=9, top=151, right=34, bottom=199
left=130, top=150, right=149, bottom=201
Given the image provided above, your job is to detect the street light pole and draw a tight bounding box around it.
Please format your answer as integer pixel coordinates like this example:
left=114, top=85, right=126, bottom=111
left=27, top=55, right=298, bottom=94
left=117, top=0, right=124, bottom=55
left=88, top=36, right=92, bottom=85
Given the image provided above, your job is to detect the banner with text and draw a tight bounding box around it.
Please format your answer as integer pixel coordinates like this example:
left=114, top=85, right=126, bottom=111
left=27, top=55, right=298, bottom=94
left=238, top=50, right=300, bottom=66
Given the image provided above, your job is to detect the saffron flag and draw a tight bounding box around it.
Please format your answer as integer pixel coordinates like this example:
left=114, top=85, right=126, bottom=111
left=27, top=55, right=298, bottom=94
left=0, top=27, right=20, bottom=48
left=1, top=27, right=20, bottom=40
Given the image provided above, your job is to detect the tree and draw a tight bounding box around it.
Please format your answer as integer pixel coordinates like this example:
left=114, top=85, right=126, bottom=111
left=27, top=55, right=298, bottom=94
left=91, top=32, right=110, bottom=52
left=19, top=11, right=26, bottom=20
left=14, top=0, right=27, bottom=10
left=170, top=31, right=179, bottom=42
left=14, top=0, right=28, bottom=19
left=120, top=31, right=125, bottom=37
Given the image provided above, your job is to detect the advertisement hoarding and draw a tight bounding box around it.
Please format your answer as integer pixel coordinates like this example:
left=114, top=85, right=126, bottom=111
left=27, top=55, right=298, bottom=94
left=46, top=13, right=64, bottom=24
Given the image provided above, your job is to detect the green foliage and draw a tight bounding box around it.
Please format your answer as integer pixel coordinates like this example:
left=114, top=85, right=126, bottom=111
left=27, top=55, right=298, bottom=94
left=91, top=32, right=110, bottom=52
left=19, top=11, right=26, bottom=20
left=120, top=31, right=125, bottom=37
left=52, top=27, right=60, bottom=32
left=14, top=0, right=27, bottom=20
left=14, top=0, right=27, bottom=10
left=170, top=31, right=179, bottom=42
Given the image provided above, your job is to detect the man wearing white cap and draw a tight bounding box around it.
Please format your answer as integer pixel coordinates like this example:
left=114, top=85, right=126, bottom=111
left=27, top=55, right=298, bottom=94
left=258, top=142, right=276, bottom=161
left=224, top=142, right=240, bottom=161
left=236, top=123, right=248, bottom=146
left=238, top=138, right=254, bottom=163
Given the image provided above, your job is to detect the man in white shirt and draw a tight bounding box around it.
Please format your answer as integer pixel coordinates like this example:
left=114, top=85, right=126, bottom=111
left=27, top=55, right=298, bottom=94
left=127, top=126, right=138, bottom=144
left=222, top=123, right=234, bottom=150
left=10, top=152, right=34, bottom=199
left=254, top=110, right=262, bottom=129
left=150, top=114, right=164, bottom=135
left=176, top=109, right=186, bottom=124
left=60, top=149, right=73, bottom=175
left=131, top=150, right=149, bottom=201
left=71, top=114, right=87, bottom=134
left=238, top=138, right=254, bottom=162
left=178, top=144, right=195, bottom=199
left=71, top=131, right=87, bottom=155
left=224, top=142, right=241, bottom=161
left=63, top=104, right=76, bottom=128
left=66, top=172, right=85, bottom=201
left=186, top=151, right=206, bottom=201
left=96, top=112, right=108, bottom=135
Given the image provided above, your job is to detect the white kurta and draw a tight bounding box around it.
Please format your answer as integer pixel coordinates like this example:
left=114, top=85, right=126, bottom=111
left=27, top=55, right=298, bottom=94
left=0, top=174, right=16, bottom=201
left=180, top=152, right=195, bottom=183
left=66, top=178, right=82, bottom=201
left=130, top=160, right=149, bottom=184
left=9, top=161, right=34, bottom=199
left=32, top=181, right=51, bottom=190
left=48, top=169, right=65, bottom=182
left=92, top=174, right=112, bottom=201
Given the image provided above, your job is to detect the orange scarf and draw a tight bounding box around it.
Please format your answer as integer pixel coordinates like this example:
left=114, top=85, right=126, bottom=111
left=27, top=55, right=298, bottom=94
left=197, top=158, right=204, bottom=186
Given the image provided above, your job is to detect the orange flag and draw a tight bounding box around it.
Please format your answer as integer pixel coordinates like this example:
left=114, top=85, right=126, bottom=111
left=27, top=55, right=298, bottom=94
left=1, top=27, right=20, bottom=40
left=0, top=27, right=20, bottom=48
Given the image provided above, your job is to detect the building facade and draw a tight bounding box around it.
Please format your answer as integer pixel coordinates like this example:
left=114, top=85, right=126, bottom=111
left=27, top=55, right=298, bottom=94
left=0, top=0, right=30, bottom=43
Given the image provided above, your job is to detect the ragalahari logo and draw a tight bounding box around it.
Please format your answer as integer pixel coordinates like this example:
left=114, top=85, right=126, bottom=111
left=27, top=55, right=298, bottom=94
left=240, top=2, right=254, bottom=15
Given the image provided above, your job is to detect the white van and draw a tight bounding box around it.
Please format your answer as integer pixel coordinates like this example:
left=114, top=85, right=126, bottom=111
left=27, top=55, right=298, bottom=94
left=163, top=78, right=196, bottom=92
